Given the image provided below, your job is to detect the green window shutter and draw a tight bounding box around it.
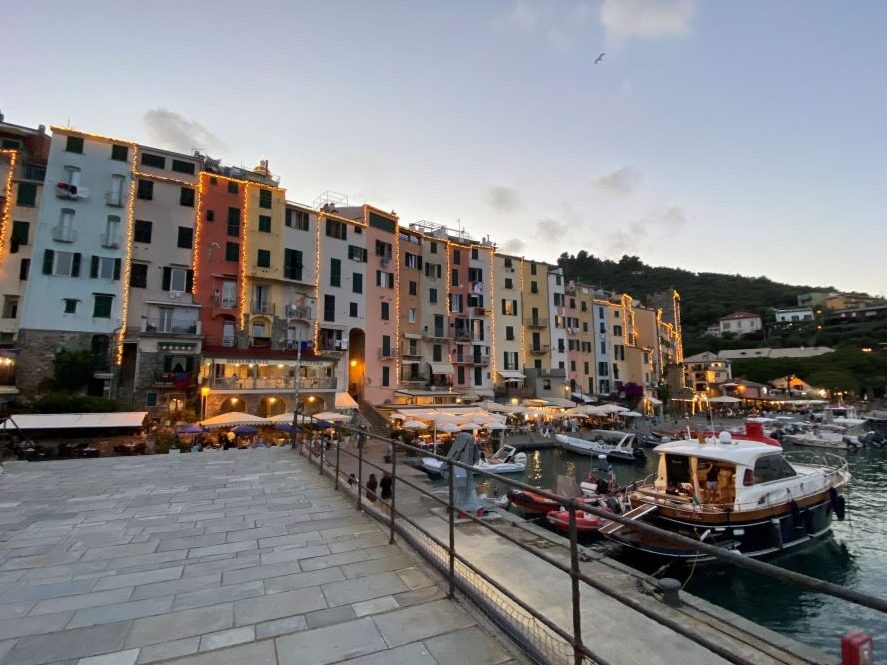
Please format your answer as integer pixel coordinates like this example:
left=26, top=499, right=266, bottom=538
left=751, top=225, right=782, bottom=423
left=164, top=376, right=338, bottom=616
left=42, top=249, right=54, bottom=274
left=113, top=259, right=121, bottom=281
left=162, top=267, right=171, bottom=291
left=185, top=269, right=194, bottom=293
left=90, top=256, right=99, bottom=278
left=71, top=253, right=81, bottom=277
left=163, top=356, right=172, bottom=372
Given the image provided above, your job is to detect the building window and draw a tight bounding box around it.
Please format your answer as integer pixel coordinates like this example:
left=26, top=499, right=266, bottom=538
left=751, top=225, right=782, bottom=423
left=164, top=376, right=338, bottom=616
left=111, top=144, right=129, bottom=161
left=408, top=307, right=416, bottom=323
left=381, top=302, right=390, bottom=320
left=259, top=189, right=273, bottom=209
left=404, top=252, right=421, bottom=269
left=2, top=296, right=18, bottom=319
left=162, top=267, right=192, bottom=293
left=433, top=344, right=442, bottom=362
left=90, top=256, right=121, bottom=280
left=227, top=207, right=240, bottom=236
left=375, top=240, right=392, bottom=257
left=19, top=258, right=29, bottom=281
left=225, top=242, right=239, bottom=262
left=409, top=280, right=417, bottom=296
left=256, top=249, right=271, bottom=268
left=349, top=302, right=358, bottom=317
left=141, top=153, right=165, bottom=169
left=43, top=250, right=81, bottom=277
left=375, top=271, right=394, bottom=288
left=451, top=269, right=458, bottom=287
left=324, top=295, right=335, bottom=322
left=530, top=281, right=538, bottom=294
left=171, top=159, right=195, bottom=175
left=227, top=181, right=238, bottom=194
left=10, top=220, right=28, bottom=253
left=258, top=215, right=272, bottom=233
left=130, top=263, right=148, bottom=288
left=452, top=249, right=461, bottom=265
left=177, top=226, right=193, bottom=249
left=381, top=366, right=390, bottom=387
left=93, top=294, right=113, bottom=318
left=504, top=277, right=513, bottom=289
left=63, top=298, right=78, bottom=314
left=429, top=288, right=438, bottom=304
left=429, top=241, right=437, bottom=254
left=325, top=218, right=347, bottom=240
left=206, top=209, right=215, bottom=222
left=330, top=258, right=341, bottom=287
left=179, top=187, right=195, bottom=207
left=530, top=261, right=537, bottom=275
left=471, top=248, right=479, bottom=260
left=284, top=249, right=303, bottom=281
left=348, top=245, right=367, bottom=262
left=353, top=272, right=363, bottom=293
left=137, top=179, right=153, bottom=200
left=65, top=136, right=84, bottom=154
left=220, top=281, right=236, bottom=308
left=16, top=182, right=37, bottom=207
left=134, top=219, right=153, bottom=243
left=285, top=209, right=310, bottom=230
left=505, top=326, right=514, bottom=341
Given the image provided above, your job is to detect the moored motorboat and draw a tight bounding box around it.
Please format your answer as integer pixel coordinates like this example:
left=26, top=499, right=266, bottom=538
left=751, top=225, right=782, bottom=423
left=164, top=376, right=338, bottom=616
left=601, top=431, right=851, bottom=562
left=546, top=508, right=606, bottom=534
left=556, top=430, right=645, bottom=462
left=475, top=444, right=527, bottom=474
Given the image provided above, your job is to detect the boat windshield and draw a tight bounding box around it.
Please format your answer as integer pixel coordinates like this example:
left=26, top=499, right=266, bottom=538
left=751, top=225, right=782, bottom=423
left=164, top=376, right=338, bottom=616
left=658, top=453, right=737, bottom=505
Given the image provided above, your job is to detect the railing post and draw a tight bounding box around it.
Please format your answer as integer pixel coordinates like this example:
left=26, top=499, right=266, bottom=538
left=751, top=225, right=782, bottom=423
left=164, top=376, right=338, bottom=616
left=356, top=434, right=364, bottom=511
left=447, top=458, right=455, bottom=599
left=568, top=501, right=584, bottom=665
left=334, top=437, right=340, bottom=490
left=389, top=440, right=396, bottom=544
left=319, top=434, right=325, bottom=475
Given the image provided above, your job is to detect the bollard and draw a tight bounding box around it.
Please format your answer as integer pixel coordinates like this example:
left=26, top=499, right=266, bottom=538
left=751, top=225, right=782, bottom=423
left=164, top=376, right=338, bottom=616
left=658, top=578, right=682, bottom=607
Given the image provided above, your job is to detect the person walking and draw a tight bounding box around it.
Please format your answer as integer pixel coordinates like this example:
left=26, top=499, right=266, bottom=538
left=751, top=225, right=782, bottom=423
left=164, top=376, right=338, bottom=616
left=366, top=473, right=378, bottom=503
left=380, top=472, right=393, bottom=502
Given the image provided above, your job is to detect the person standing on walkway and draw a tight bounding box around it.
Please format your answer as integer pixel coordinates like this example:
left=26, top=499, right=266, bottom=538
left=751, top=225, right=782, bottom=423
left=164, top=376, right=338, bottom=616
left=380, top=472, right=393, bottom=502
left=366, top=473, right=378, bottom=503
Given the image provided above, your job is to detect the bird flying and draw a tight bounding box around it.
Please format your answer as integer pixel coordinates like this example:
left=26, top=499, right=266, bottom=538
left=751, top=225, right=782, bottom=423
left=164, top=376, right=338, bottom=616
left=594, top=52, right=605, bottom=65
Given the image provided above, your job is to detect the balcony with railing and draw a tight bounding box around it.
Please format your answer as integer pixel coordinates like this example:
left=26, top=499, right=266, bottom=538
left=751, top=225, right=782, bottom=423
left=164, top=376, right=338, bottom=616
left=472, top=355, right=490, bottom=365
left=525, top=317, right=547, bottom=328
left=423, top=327, right=450, bottom=340
left=379, top=348, right=396, bottom=360
left=453, top=330, right=471, bottom=342
left=55, top=183, right=89, bottom=200
left=207, top=375, right=337, bottom=391
left=52, top=226, right=76, bottom=243
left=251, top=301, right=275, bottom=315
left=211, top=293, right=237, bottom=314
left=401, top=346, right=423, bottom=358
left=143, top=318, right=201, bottom=336
left=528, top=344, right=550, bottom=354
left=153, top=371, right=197, bottom=388
left=23, top=164, right=46, bottom=182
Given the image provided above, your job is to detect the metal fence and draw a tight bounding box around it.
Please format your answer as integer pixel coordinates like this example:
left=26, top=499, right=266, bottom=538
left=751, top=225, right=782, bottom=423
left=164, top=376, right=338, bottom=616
left=292, top=418, right=887, bottom=665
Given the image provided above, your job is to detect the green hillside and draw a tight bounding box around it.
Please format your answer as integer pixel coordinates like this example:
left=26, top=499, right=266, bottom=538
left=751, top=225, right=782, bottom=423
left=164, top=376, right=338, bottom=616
left=558, top=252, right=834, bottom=353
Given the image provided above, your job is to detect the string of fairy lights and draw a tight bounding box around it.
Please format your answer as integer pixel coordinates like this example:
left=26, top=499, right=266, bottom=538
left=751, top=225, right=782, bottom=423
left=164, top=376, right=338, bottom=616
left=487, top=247, right=496, bottom=379
left=115, top=143, right=139, bottom=366
left=0, top=149, right=19, bottom=267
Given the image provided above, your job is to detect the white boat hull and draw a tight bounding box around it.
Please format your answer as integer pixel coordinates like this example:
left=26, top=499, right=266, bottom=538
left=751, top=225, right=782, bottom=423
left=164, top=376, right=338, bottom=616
left=475, top=461, right=526, bottom=474
left=783, top=434, right=850, bottom=450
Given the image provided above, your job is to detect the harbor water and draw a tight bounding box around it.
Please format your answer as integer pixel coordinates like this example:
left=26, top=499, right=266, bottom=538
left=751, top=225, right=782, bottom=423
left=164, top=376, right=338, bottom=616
left=467, top=442, right=886, bottom=656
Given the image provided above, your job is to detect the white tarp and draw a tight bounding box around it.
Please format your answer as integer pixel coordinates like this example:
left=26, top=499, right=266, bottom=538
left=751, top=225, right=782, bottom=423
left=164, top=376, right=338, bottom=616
left=334, top=392, right=359, bottom=410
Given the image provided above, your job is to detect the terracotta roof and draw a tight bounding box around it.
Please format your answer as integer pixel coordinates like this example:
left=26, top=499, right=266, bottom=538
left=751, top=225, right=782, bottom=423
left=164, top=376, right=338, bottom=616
left=718, top=312, right=760, bottom=321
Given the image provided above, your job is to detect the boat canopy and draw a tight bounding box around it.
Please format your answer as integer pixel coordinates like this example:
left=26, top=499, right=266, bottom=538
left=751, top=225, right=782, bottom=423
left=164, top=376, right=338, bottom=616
left=652, top=438, right=784, bottom=468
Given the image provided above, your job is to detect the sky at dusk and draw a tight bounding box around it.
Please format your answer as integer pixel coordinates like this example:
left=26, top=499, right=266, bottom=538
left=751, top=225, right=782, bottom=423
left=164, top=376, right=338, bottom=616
left=5, top=1, right=886, bottom=295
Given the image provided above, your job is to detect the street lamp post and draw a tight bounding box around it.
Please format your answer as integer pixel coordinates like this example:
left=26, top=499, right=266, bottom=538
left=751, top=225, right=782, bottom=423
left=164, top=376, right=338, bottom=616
left=200, top=386, right=210, bottom=421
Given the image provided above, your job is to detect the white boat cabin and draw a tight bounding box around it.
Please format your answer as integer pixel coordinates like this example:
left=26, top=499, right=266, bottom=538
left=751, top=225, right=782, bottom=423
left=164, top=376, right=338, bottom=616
left=649, top=436, right=835, bottom=512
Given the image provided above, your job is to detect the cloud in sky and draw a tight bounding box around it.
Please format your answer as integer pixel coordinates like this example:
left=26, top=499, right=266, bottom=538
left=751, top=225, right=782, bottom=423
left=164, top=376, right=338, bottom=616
left=600, top=0, right=698, bottom=42
left=484, top=185, right=522, bottom=212
left=143, top=109, right=226, bottom=155
left=605, top=205, right=688, bottom=255
left=501, top=238, right=526, bottom=254
left=494, top=0, right=593, bottom=50
left=593, top=166, right=642, bottom=196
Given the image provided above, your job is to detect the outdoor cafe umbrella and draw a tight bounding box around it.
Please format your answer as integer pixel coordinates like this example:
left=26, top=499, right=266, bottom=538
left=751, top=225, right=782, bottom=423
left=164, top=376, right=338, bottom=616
left=232, top=425, right=258, bottom=435
left=401, top=420, right=427, bottom=431
left=312, top=411, right=349, bottom=422
left=200, top=412, right=268, bottom=429
left=176, top=423, right=205, bottom=435
left=268, top=412, right=309, bottom=424
left=708, top=396, right=741, bottom=404
left=619, top=411, right=643, bottom=418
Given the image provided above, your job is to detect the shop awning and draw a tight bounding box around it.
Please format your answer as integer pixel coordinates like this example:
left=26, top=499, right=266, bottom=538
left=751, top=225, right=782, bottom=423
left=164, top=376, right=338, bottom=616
left=203, top=357, right=330, bottom=366
left=0, top=412, right=148, bottom=431
left=429, top=363, right=455, bottom=375
left=400, top=360, right=420, bottom=365
left=497, top=370, right=525, bottom=381
left=334, top=391, right=359, bottom=410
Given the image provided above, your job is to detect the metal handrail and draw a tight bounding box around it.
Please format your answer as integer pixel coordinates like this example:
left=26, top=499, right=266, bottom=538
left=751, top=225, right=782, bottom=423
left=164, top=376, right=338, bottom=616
left=294, top=417, right=887, bottom=665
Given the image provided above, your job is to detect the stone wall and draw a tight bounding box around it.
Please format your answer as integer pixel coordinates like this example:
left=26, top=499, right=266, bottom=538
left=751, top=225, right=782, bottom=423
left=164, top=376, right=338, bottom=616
left=16, top=328, right=98, bottom=396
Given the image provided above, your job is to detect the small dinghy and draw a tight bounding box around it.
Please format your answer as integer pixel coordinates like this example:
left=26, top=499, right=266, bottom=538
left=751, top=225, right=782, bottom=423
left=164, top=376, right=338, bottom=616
left=507, top=489, right=561, bottom=515
left=546, top=508, right=606, bottom=535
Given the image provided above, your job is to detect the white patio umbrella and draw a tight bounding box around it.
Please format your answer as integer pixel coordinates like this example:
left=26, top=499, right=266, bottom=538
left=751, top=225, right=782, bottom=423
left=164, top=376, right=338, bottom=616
left=200, top=412, right=269, bottom=429
left=596, top=404, right=629, bottom=415
left=401, top=420, right=427, bottom=431
left=619, top=411, right=643, bottom=418
left=483, top=421, right=507, bottom=430
left=267, top=412, right=310, bottom=424
left=437, top=422, right=460, bottom=433
left=708, top=396, right=741, bottom=404
left=312, top=411, right=350, bottom=422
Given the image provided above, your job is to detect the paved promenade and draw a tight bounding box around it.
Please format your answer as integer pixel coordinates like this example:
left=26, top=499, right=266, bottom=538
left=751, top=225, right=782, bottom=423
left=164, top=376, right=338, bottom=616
left=0, top=449, right=521, bottom=665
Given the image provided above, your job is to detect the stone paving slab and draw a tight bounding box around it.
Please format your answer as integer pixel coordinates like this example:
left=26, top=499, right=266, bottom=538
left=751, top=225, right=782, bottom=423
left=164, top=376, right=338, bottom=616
left=0, top=450, right=523, bottom=665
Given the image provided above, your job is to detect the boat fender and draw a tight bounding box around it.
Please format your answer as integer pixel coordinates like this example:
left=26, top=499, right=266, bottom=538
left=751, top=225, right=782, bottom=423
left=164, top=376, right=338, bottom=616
left=829, top=487, right=847, bottom=521
left=789, top=500, right=801, bottom=524
left=605, top=497, right=622, bottom=514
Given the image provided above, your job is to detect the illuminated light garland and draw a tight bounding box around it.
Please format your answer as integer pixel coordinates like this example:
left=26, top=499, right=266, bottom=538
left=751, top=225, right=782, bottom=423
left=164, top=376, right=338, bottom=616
left=655, top=308, right=664, bottom=379
left=519, top=258, right=526, bottom=367
left=239, top=184, right=250, bottom=332
left=0, top=149, right=19, bottom=267
left=191, top=172, right=206, bottom=299
left=115, top=143, right=139, bottom=365
left=49, top=125, right=134, bottom=146
left=393, top=225, right=401, bottom=386
left=131, top=170, right=195, bottom=187
left=488, top=249, right=496, bottom=379
left=313, top=212, right=322, bottom=352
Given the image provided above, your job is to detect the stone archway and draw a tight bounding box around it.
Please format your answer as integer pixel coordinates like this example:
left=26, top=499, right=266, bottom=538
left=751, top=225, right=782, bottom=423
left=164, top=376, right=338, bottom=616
left=257, top=396, right=286, bottom=418
left=300, top=395, right=326, bottom=416
left=216, top=397, right=244, bottom=414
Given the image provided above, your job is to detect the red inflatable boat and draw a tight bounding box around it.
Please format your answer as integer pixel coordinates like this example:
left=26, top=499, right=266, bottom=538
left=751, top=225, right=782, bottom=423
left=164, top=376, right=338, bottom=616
left=507, top=489, right=561, bottom=515
left=545, top=508, right=606, bottom=534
